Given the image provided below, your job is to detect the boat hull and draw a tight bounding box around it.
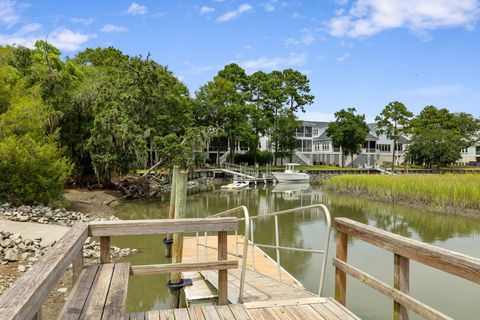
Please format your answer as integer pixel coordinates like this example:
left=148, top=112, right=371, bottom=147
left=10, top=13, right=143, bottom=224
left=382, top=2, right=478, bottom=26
left=272, top=172, right=310, bottom=182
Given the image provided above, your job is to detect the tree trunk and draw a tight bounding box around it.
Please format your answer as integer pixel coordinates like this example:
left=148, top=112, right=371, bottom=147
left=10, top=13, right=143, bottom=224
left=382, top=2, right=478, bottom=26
left=229, top=136, right=235, bottom=164
left=392, top=140, right=396, bottom=172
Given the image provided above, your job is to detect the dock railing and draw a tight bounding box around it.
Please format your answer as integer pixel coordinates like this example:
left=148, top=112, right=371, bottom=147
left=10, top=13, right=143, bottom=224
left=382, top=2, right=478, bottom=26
left=89, top=217, right=239, bottom=305
left=0, top=217, right=241, bottom=319
left=0, top=223, right=88, bottom=320
left=248, top=204, right=332, bottom=296
left=334, top=218, right=480, bottom=320
left=203, top=203, right=331, bottom=303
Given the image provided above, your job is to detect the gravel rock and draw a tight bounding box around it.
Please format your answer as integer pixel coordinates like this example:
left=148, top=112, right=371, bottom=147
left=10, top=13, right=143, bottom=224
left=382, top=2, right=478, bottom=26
left=0, top=204, right=120, bottom=227
left=4, top=249, right=18, bottom=262
left=17, top=265, right=26, bottom=272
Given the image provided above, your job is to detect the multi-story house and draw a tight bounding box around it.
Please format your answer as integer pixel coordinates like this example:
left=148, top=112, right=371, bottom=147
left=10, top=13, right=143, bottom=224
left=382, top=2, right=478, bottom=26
left=290, top=121, right=410, bottom=167
left=206, top=120, right=479, bottom=166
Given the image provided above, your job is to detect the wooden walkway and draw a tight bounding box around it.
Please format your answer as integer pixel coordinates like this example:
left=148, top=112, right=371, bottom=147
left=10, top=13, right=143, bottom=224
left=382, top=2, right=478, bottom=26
left=182, top=235, right=303, bottom=287
left=181, top=235, right=313, bottom=305
left=126, top=297, right=360, bottom=319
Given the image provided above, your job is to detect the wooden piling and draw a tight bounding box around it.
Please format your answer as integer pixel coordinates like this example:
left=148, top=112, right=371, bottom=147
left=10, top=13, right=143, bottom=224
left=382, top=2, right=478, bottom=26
left=165, top=166, right=178, bottom=258
left=169, top=167, right=188, bottom=309
left=394, top=254, right=410, bottom=320
left=335, top=231, right=348, bottom=306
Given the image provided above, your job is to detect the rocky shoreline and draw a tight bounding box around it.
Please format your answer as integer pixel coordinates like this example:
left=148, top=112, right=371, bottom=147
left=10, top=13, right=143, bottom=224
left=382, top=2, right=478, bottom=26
left=0, top=203, right=139, bottom=267
left=0, top=203, right=111, bottom=226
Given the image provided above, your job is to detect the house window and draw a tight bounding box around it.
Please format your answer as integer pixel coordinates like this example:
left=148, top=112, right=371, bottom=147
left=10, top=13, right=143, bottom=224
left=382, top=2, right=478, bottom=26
left=304, top=126, right=313, bottom=137
left=322, top=142, right=329, bottom=151
left=395, top=143, right=403, bottom=151
left=461, top=147, right=469, bottom=154
left=313, top=129, right=319, bottom=137
left=296, top=126, right=305, bottom=137
left=302, top=140, right=312, bottom=152
left=314, top=141, right=321, bottom=151
left=376, top=144, right=391, bottom=152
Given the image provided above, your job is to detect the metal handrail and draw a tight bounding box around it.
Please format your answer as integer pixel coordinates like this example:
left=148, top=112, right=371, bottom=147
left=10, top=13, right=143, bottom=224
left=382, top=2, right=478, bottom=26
left=248, top=203, right=332, bottom=296
left=196, top=206, right=250, bottom=303
left=194, top=203, right=331, bottom=302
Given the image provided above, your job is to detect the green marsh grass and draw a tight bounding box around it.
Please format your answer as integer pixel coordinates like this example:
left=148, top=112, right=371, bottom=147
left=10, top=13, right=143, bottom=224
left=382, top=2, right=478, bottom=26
left=323, top=174, right=480, bottom=212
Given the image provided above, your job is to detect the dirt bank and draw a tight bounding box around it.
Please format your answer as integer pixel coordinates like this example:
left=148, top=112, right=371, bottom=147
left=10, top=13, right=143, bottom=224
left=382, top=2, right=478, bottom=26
left=64, top=188, right=122, bottom=219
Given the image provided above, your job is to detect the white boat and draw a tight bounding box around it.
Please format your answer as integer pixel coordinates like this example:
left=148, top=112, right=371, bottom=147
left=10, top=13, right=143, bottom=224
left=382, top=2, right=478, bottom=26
left=221, top=181, right=250, bottom=190
left=272, top=163, right=310, bottom=182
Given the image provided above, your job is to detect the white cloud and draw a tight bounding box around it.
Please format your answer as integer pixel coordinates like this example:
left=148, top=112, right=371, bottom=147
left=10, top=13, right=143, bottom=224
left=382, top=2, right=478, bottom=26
left=126, top=2, right=147, bottom=16
left=101, top=24, right=128, bottom=33
left=300, top=28, right=315, bottom=45
left=284, top=28, right=316, bottom=47
left=239, top=52, right=307, bottom=71
left=405, top=84, right=465, bottom=97
left=336, top=52, right=350, bottom=62
left=200, top=6, right=215, bottom=14
left=16, top=23, right=42, bottom=34
left=70, top=17, right=95, bottom=25
left=218, top=3, right=253, bottom=22
left=292, top=12, right=306, bottom=19
left=0, top=25, right=94, bottom=51
left=0, top=0, right=20, bottom=27
left=183, top=61, right=218, bottom=74
left=328, top=0, right=480, bottom=38
left=265, top=3, right=275, bottom=12
left=49, top=28, right=95, bottom=51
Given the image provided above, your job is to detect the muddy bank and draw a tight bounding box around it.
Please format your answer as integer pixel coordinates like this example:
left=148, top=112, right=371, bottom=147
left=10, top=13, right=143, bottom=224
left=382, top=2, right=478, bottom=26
left=324, top=190, right=480, bottom=219
left=64, top=189, right=122, bottom=218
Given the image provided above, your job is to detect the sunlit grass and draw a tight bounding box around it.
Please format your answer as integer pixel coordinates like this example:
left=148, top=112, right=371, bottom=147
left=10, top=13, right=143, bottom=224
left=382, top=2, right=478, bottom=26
left=323, top=174, right=480, bottom=212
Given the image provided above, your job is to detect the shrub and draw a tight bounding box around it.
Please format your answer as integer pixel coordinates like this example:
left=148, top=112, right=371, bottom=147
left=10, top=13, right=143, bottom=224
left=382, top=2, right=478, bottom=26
left=0, top=95, right=72, bottom=207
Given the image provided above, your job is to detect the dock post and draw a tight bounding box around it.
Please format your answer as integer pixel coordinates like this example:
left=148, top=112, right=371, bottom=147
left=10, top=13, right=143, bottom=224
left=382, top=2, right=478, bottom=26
left=164, top=166, right=178, bottom=258
left=394, top=254, right=410, bottom=320
left=100, top=236, right=111, bottom=264
left=169, top=167, right=188, bottom=309
left=335, top=230, right=348, bottom=306
left=217, top=231, right=228, bottom=305
left=72, top=247, right=83, bottom=284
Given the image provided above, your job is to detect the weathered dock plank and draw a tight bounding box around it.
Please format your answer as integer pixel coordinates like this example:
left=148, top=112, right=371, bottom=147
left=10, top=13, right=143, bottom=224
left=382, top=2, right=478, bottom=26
left=126, top=298, right=360, bottom=320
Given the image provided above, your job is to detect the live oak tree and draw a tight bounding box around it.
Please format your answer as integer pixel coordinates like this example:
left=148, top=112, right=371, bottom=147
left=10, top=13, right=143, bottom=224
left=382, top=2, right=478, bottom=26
left=375, top=101, right=413, bottom=171
left=326, top=108, right=369, bottom=167
left=194, top=64, right=255, bottom=163
left=408, top=106, right=480, bottom=168
left=271, top=109, right=301, bottom=164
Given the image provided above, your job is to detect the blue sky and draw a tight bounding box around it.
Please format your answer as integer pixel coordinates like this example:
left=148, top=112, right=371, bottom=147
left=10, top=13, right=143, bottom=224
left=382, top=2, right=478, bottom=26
left=1, top=0, right=479, bottom=121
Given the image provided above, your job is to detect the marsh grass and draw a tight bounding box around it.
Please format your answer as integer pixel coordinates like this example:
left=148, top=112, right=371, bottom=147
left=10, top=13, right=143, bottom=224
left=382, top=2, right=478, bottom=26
left=323, top=174, right=480, bottom=212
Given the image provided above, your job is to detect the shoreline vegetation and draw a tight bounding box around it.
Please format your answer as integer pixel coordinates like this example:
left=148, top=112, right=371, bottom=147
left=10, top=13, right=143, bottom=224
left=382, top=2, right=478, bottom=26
left=323, top=174, right=480, bottom=217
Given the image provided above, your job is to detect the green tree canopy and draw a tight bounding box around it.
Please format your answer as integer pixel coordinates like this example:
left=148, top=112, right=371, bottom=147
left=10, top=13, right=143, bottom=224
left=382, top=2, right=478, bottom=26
left=375, top=101, right=413, bottom=170
left=408, top=106, right=480, bottom=167
left=326, top=108, right=369, bottom=167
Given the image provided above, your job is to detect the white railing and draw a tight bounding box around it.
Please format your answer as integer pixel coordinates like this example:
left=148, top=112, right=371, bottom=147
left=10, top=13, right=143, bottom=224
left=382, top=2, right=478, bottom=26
left=294, top=151, right=311, bottom=165
left=344, top=153, right=360, bottom=167
left=197, top=203, right=332, bottom=302
left=219, top=152, right=229, bottom=165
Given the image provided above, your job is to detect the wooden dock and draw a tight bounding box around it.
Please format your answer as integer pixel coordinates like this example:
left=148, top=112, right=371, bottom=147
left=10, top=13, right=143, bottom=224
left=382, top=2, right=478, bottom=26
left=181, top=235, right=313, bottom=306
left=5, top=213, right=478, bottom=320
left=126, top=297, right=360, bottom=319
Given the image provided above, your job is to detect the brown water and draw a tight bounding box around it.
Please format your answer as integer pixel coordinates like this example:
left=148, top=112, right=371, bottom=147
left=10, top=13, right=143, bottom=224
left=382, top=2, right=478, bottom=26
left=114, top=184, right=480, bottom=319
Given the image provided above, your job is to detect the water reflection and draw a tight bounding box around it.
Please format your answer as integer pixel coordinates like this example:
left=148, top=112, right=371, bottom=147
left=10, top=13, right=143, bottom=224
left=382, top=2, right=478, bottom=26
left=115, top=185, right=480, bottom=319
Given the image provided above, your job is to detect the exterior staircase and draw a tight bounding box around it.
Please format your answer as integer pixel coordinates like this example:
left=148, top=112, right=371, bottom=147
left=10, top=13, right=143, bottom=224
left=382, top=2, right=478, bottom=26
left=344, top=153, right=360, bottom=167
left=294, top=151, right=311, bottom=165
